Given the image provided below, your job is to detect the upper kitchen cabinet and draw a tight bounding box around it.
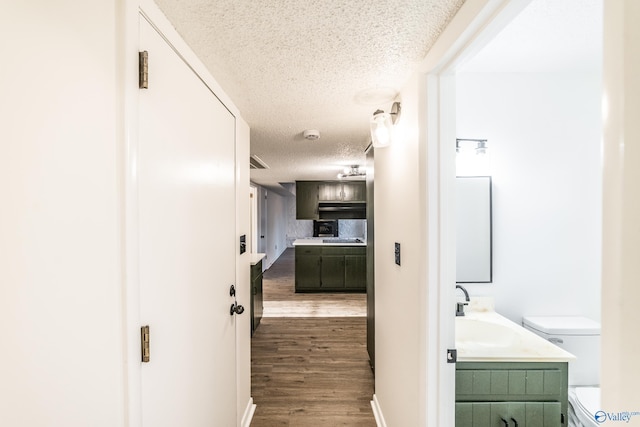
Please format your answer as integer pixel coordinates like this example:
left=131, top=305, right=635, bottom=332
left=319, top=182, right=366, bottom=202
left=296, top=181, right=366, bottom=220
left=296, top=181, right=319, bottom=219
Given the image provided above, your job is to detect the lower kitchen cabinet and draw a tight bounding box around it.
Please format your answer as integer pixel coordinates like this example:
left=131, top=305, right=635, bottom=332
left=250, top=259, right=263, bottom=336
left=295, top=246, right=321, bottom=291
left=455, top=362, right=568, bottom=427
left=295, top=245, right=366, bottom=292
left=345, top=254, right=367, bottom=289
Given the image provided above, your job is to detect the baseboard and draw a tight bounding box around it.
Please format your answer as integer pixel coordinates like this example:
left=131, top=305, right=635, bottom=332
left=241, top=397, right=256, bottom=427
left=371, top=394, right=388, bottom=427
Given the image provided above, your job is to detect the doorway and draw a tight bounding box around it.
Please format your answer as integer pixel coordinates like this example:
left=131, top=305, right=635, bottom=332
left=427, top=0, right=603, bottom=424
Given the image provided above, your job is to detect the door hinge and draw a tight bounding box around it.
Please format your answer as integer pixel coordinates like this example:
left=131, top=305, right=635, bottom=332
left=141, top=325, right=150, bottom=363
left=139, top=51, right=149, bottom=89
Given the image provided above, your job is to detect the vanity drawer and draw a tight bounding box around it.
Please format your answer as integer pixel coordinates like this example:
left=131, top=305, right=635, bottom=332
left=456, top=368, right=563, bottom=397
left=456, top=362, right=567, bottom=402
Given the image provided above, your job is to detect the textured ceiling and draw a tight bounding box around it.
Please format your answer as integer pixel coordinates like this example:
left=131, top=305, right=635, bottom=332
left=154, top=0, right=466, bottom=193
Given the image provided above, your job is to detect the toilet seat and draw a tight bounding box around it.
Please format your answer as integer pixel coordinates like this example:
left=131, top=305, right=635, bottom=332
left=569, top=387, right=600, bottom=427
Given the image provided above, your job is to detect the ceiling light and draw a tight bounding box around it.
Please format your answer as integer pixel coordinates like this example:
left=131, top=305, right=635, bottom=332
left=337, top=165, right=366, bottom=179
left=370, top=101, right=401, bottom=148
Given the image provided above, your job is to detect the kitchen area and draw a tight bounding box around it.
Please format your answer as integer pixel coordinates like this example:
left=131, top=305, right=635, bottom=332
left=292, top=179, right=367, bottom=293
left=249, top=175, right=373, bottom=329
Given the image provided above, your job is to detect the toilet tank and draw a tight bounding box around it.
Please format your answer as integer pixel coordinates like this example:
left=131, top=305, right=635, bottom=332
left=522, top=316, right=600, bottom=386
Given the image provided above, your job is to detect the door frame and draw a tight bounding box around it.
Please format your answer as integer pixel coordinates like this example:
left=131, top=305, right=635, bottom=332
left=120, top=1, right=251, bottom=426
left=416, top=0, right=532, bottom=425
left=250, top=185, right=258, bottom=254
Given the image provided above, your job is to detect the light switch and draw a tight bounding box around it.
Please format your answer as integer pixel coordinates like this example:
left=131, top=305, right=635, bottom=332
left=395, top=242, right=401, bottom=266
left=240, top=235, right=246, bottom=254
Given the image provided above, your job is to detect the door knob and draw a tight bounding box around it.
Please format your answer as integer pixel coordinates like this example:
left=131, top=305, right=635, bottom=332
left=230, top=302, right=245, bottom=315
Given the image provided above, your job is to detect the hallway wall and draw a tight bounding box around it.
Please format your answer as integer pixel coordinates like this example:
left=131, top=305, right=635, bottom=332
left=0, top=2, right=125, bottom=425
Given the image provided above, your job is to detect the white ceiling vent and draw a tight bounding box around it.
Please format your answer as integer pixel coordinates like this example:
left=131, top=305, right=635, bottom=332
left=249, top=155, right=269, bottom=170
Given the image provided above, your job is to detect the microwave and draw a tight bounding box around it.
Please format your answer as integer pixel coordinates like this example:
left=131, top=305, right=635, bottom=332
left=313, top=220, right=339, bottom=237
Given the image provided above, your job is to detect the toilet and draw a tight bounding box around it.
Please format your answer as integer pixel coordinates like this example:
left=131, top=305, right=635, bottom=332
left=522, top=316, right=601, bottom=427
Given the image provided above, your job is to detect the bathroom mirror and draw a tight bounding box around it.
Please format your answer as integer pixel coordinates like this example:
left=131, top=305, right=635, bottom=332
left=456, top=176, right=492, bottom=283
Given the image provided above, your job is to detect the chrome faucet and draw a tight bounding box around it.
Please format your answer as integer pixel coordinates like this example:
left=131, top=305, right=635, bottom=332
left=455, top=285, right=470, bottom=317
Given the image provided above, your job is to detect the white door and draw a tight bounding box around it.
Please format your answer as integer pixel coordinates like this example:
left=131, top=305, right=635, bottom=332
left=138, top=15, right=237, bottom=426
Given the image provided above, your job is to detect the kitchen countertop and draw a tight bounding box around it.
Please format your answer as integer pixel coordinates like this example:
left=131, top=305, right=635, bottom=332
left=293, top=238, right=366, bottom=247
left=249, top=253, right=266, bottom=265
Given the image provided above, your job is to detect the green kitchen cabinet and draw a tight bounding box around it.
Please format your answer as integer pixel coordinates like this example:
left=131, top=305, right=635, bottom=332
left=250, top=260, right=263, bottom=336
left=295, top=245, right=366, bottom=292
left=294, top=246, right=322, bottom=290
left=296, top=181, right=366, bottom=220
left=296, top=181, right=319, bottom=219
left=341, top=182, right=366, bottom=201
left=318, top=183, right=341, bottom=201
left=345, top=254, right=367, bottom=289
left=455, top=362, right=568, bottom=427
left=320, top=255, right=345, bottom=289
left=318, top=181, right=366, bottom=202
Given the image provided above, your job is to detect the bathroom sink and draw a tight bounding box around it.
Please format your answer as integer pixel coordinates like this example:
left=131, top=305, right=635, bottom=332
left=454, top=312, right=576, bottom=361
left=456, top=318, right=520, bottom=349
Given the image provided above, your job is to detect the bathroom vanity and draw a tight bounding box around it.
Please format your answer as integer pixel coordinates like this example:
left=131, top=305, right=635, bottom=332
left=455, top=310, right=575, bottom=426
left=456, top=361, right=568, bottom=426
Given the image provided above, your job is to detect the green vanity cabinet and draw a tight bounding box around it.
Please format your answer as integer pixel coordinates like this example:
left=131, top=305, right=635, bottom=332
left=295, top=245, right=366, bottom=292
left=456, top=362, right=568, bottom=427
left=250, top=259, right=263, bottom=336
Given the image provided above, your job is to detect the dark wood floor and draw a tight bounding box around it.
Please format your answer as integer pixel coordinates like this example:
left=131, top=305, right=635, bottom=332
left=251, top=248, right=375, bottom=426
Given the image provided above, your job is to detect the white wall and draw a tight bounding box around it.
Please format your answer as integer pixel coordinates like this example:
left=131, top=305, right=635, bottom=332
left=456, top=72, right=602, bottom=323
left=373, top=74, right=423, bottom=426
left=0, top=2, right=125, bottom=425
left=264, top=190, right=287, bottom=269
left=0, top=2, right=254, bottom=425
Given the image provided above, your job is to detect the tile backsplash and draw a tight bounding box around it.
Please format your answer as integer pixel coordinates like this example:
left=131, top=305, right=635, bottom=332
left=286, top=197, right=366, bottom=246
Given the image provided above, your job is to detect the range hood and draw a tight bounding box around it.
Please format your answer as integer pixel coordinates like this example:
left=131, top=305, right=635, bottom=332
left=318, top=201, right=366, bottom=220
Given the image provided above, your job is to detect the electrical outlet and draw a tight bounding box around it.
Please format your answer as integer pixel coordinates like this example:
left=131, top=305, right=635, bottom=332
left=395, top=242, right=401, bottom=266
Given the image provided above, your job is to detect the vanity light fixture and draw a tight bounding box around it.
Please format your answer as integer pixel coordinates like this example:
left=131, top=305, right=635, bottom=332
left=456, top=138, right=488, bottom=155
left=370, top=101, right=401, bottom=148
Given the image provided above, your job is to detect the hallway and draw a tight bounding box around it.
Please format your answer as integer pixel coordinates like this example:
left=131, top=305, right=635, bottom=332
left=250, top=249, right=375, bottom=426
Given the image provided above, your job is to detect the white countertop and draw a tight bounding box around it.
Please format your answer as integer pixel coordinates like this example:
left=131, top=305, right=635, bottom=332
left=456, top=308, right=576, bottom=363
left=293, top=238, right=366, bottom=247
left=249, top=253, right=266, bottom=265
